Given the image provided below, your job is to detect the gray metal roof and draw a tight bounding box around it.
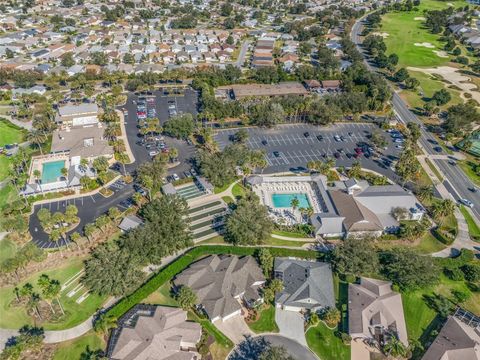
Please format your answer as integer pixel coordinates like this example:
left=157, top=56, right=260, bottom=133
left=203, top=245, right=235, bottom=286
left=274, top=258, right=335, bottom=310
left=58, top=103, right=98, bottom=117
left=118, top=215, right=143, bottom=232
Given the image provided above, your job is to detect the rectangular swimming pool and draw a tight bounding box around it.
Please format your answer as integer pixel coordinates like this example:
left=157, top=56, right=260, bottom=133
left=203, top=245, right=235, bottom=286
left=41, top=160, right=65, bottom=184
left=271, top=193, right=310, bottom=208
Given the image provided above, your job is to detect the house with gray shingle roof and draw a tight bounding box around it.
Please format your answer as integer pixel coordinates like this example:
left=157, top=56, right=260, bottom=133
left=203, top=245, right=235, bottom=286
left=107, top=305, right=201, bottom=360
left=274, top=258, right=335, bottom=313
left=348, top=277, right=408, bottom=346
left=174, top=255, right=265, bottom=322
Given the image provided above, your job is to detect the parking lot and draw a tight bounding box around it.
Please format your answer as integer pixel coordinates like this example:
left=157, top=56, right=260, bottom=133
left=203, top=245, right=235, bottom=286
left=215, top=123, right=402, bottom=179
left=122, top=88, right=199, bottom=178
left=29, top=181, right=135, bottom=248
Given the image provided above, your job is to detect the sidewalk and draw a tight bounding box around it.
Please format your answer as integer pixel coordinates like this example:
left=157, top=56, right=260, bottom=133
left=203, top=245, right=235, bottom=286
left=116, top=110, right=135, bottom=164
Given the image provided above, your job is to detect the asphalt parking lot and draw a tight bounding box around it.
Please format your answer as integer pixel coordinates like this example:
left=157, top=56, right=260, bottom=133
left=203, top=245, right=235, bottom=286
left=123, top=88, right=198, bottom=178
left=215, top=123, right=402, bottom=179
left=29, top=181, right=134, bottom=248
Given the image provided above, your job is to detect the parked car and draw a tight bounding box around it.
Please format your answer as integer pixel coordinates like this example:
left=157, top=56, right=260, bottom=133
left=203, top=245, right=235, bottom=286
left=334, top=135, right=341, bottom=142
left=304, top=132, right=310, bottom=138
left=172, top=173, right=180, bottom=181
left=459, top=199, right=474, bottom=208
left=273, top=151, right=280, bottom=157
left=317, top=135, right=323, bottom=141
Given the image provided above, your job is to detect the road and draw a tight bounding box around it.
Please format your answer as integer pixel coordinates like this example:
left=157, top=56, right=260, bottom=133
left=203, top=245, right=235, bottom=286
left=234, top=40, right=251, bottom=68
left=351, top=17, right=480, bottom=220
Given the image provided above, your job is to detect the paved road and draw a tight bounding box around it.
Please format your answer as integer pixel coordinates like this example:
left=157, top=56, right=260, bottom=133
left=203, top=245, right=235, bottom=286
left=235, top=40, right=251, bottom=68
left=351, top=17, right=480, bottom=220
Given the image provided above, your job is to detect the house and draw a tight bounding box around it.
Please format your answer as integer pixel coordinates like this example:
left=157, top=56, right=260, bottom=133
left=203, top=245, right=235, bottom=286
left=50, top=123, right=114, bottom=162
left=56, top=103, right=99, bottom=127
left=348, top=277, right=409, bottom=346
left=107, top=305, right=202, bottom=360
left=422, top=313, right=480, bottom=360
left=174, top=255, right=265, bottom=322
left=274, top=258, right=335, bottom=313
left=216, top=82, right=308, bottom=100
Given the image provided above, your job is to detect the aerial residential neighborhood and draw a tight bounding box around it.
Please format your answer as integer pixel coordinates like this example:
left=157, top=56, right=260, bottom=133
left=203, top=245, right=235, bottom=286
left=0, top=0, right=480, bottom=360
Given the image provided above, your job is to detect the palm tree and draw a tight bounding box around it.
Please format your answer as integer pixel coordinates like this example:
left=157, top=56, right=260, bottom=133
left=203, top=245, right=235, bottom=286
left=27, top=129, right=46, bottom=155
left=168, top=148, right=178, bottom=163
left=116, top=152, right=130, bottom=176
left=383, top=336, right=408, bottom=358
left=94, top=313, right=117, bottom=340
left=33, top=169, right=41, bottom=183
left=84, top=223, right=96, bottom=242
left=417, top=185, right=434, bottom=203
left=290, top=197, right=300, bottom=211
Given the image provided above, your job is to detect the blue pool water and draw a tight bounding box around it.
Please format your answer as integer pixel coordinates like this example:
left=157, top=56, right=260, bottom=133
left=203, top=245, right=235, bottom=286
left=271, top=193, right=310, bottom=208
left=41, top=160, right=65, bottom=183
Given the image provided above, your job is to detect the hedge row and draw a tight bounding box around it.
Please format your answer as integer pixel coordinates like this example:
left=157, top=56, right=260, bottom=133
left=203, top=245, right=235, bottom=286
left=106, top=245, right=321, bottom=320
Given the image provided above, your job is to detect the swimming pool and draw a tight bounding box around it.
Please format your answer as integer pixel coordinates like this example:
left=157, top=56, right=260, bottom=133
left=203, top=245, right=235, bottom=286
left=41, top=160, right=65, bottom=183
left=271, top=193, right=310, bottom=208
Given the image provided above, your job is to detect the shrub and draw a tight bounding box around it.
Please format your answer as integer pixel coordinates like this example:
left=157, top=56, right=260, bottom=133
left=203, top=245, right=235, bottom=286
left=444, top=267, right=464, bottom=281
left=461, top=264, right=480, bottom=282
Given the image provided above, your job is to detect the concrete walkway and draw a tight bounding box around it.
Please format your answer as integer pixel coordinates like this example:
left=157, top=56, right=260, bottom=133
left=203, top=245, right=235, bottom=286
left=0, top=114, right=32, bottom=130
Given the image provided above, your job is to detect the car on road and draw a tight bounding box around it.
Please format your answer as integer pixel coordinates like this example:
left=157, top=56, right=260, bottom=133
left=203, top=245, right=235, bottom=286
left=459, top=199, right=474, bottom=208
left=468, top=187, right=477, bottom=193
left=448, top=160, right=456, bottom=166
left=433, top=146, right=442, bottom=153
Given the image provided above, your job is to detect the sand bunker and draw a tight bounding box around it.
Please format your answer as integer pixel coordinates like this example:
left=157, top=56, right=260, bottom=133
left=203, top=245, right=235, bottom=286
left=372, top=32, right=389, bottom=38
left=447, top=2, right=454, bottom=6
left=433, top=50, right=449, bottom=58
left=408, top=66, right=480, bottom=103
left=414, top=17, right=426, bottom=21
left=414, top=42, right=435, bottom=48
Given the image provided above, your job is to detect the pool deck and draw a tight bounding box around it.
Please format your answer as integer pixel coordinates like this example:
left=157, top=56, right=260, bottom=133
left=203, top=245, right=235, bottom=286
left=28, top=153, right=70, bottom=184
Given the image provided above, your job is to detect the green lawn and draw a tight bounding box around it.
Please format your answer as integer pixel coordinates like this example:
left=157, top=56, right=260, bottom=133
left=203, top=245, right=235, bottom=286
left=264, top=237, right=313, bottom=247
left=460, top=206, right=480, bottom=242
left=188, top=310, right=234, bottom=348
left=0, top=119, right=26, bottom=147
left=381, top=0, right=468, bottom=68
left=231, top=183, right=246, bottom=198
left=0, top=258, right=107, bottom=330
left=143, top=282, right=178, bottom=307
left=247, top=304, right=279, bottom=333
left=458, top=160, right=480, bottom=186
left=415, top=232, right=448, bottom=254
left=402, top=273, right=480, bottom=353
left=53, top=331, right=104, bottom=360
left=306, top=323, right=350, bottom=360
left=0, top=237, right=17, bottom=264
left=271, top=230, right=311, bottom=239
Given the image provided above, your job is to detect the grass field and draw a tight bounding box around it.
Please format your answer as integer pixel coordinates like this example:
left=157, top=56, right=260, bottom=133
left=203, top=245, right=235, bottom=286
left=53, top=331, right=104, bottom=360
left=0, top=119, right=27, bottom=181
left=0, top=119, right=26, bottom=147
left=381, top=0, right=468, bottom=68
left=0, top=258, right=107, bottom=330
left=306, top=323, right=350, bottom=360
left=143, top=282, right=178, bottom=307
left=0, top=237, right=17, bottom=264
left=247, top=304, right=279, bottom=334
left=458, top=160, right=480, bottom=186
left=271, top=230, right=311, bottom=238
left=460, top=205, right=480, bottom=242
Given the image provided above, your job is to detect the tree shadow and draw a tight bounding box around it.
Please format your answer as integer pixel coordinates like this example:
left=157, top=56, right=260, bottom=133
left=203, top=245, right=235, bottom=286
left=229, top=336, right=270, bottom=360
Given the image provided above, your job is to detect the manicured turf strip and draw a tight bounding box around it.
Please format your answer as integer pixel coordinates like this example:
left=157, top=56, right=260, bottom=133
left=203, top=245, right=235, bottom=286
left=189, top=207, right=226, bottom=222
left=188, top=201, right=221, bottom=214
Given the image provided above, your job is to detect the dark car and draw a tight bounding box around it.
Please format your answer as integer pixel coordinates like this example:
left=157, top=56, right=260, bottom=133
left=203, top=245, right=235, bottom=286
left=346, top=153, right=352, bottom=159
left=261, top=139, right=268, bottom=146
left=334, top=152, right=340, bottom=159
left=317, top=135, right=323, bottom=141
left=433, top=146, right=442, bottom=153
left=273, top=151, right=280, bottom=157
left=304, top=132, right=310, bottom=138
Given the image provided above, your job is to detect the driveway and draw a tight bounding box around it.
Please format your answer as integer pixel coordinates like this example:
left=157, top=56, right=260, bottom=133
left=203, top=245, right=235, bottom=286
left=275, top=307, right=307, bottom=346
left=214, top=314, right=254, bottom=344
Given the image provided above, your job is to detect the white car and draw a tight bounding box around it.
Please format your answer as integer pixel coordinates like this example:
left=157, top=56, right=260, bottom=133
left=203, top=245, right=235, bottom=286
left=172, top=173, right=180, bottom=181
left=149, top=150, right=159, bottom=157
left=459, top=199, right=474, bottom=208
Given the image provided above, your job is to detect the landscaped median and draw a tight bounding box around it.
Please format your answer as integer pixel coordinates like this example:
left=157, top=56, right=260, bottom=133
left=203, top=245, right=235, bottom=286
left=105, top=245, right=320, bottom=321
left=460, top=205, right=480, bottom=242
